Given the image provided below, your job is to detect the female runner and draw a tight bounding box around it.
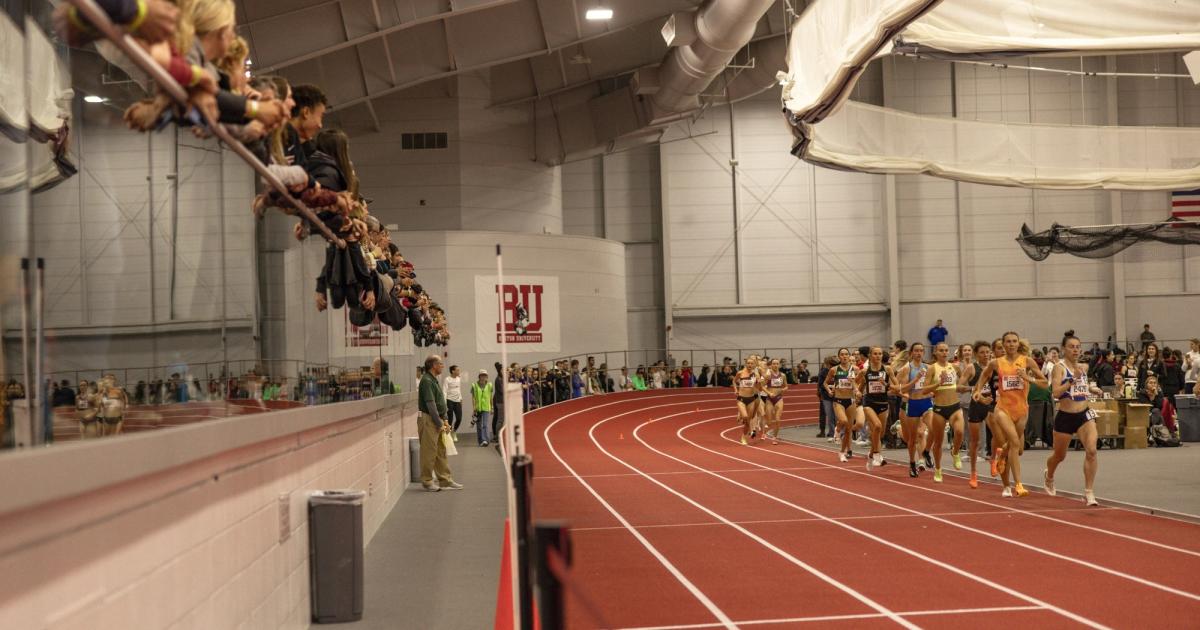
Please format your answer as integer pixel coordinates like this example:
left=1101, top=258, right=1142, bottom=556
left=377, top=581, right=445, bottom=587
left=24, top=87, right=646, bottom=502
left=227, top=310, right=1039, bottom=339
left=961, top=340, right=995, bottom=488
left=763, top=358, right=788, bottom=444
left=919, top=343, right=965, bottom=483
left=734, top=357, right=762, bottom=445
left=1046, top=335, right=1104, bottom=506
left=897, top=342, right=933, bottom=477
left=974, top=332, right=1047, bottom=497
left=856, top=346, right=892, bottom=470
left=823, top=348, right=860, bottom=462
left=755, top=355, right=770, bottom=439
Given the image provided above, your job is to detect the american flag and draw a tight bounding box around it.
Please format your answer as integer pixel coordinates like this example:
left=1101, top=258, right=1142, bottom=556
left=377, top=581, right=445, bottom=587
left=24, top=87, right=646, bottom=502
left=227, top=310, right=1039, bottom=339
left=1171, top=189, right=1200, bottom=221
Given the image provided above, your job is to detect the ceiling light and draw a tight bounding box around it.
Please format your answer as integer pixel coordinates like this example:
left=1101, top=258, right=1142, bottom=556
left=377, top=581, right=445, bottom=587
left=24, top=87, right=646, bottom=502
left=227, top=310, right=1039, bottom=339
left=585, top=7, right=613, bottom=21
left=83, top=95, right=107, bottom=103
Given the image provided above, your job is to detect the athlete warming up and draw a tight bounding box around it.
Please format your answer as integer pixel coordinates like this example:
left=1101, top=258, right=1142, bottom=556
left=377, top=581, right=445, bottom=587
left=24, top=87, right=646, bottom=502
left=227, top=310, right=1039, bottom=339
left=919, top=343, right=966, bottom=483
left=898, top=342, right=933, bottom=478
left=961, top=340, right=996, bottom=489
left=1046, top=335, right=1104, bottom=506
left=763, top=358, right=788, bottom=445
left=975, top=332, right=1047, bottom=497
left=856, top=347, right=892, bottom=470
left=734, top=358, right=762, bottom=445
left=824, top=348, right=860, bottom=462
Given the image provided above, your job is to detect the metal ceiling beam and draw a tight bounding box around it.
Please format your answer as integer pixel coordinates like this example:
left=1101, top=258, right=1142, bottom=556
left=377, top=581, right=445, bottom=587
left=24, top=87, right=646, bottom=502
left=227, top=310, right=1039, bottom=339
left=369, top=0, right=397, bottom=86
left=336, top=0, right=379, bottom=132
left=331, top=9, right=688, bottom=112
left=255, top=0, right=520, bottom=72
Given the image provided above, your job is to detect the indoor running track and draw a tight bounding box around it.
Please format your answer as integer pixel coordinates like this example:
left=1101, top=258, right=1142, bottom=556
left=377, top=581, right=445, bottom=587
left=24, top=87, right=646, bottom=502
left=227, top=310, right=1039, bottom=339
left=525, top=389, right=1200, bottom=629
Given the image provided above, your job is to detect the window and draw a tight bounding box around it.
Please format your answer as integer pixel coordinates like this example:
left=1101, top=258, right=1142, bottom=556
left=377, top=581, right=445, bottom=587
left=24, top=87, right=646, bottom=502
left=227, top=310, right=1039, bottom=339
left=400, top=132, right=448, bottom=150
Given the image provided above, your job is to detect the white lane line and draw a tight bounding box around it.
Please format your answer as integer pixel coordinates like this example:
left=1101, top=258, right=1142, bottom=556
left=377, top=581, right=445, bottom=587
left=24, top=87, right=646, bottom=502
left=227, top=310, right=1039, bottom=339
left=587, top=407, right=922, bottom=630
left=536, top=466, right=829, bottom=480
left=769, top=432, right=1200, bottom=559
left=618, top=605, right=1046, bottom=630
left=633, top=408, right=1109, bottom=629
left=543, top=398, right=738, bottom=628
left=570, top=507, right=1105, bottom=533
left=691, top=418, right=1200, bottom=605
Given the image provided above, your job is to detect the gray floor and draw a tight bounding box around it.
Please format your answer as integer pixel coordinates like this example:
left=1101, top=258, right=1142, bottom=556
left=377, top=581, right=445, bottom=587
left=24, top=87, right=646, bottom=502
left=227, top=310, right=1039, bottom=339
left=351, top=433, right=507, bottom=630
left=781, top=425, right=1200, bottom=518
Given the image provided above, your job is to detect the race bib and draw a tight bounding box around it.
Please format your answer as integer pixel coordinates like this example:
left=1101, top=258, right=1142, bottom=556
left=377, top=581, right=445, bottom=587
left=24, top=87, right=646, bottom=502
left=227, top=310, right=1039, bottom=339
left=770, top=377, right=784, bottom=387
left=739, top=379, right=755, bottom=388
left=836, top=378, right=853, bottom=390
left=1070, top=377, right=1090, bottom=398
left=868, top=380, right=886, bottom=394
left=1001, top=375, right=1023, bottom=391
left=940, top=370, right=956, bottom=385
left=1085, top=408, right=1098, bottom=421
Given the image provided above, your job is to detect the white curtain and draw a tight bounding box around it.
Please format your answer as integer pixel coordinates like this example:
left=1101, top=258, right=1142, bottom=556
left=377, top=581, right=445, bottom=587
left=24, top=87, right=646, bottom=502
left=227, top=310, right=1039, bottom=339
left=801, top=101, right=1200, bottom=191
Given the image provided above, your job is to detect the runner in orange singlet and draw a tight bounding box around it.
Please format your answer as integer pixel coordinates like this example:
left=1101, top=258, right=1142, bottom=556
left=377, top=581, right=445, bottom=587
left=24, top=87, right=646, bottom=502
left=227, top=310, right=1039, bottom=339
left=973, top=332, right=1046, bottom=497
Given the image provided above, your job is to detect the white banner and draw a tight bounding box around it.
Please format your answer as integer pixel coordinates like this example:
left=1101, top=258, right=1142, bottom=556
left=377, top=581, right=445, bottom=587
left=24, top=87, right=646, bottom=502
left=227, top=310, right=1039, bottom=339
left=327, top=307, right=414, bottom=359
left=474, top=275, right=560, bottom=354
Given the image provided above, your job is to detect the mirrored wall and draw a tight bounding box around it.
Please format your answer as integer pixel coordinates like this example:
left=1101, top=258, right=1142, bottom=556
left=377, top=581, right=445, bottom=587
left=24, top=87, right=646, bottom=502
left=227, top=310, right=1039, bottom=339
left=1, top=0, right=417, bottom=452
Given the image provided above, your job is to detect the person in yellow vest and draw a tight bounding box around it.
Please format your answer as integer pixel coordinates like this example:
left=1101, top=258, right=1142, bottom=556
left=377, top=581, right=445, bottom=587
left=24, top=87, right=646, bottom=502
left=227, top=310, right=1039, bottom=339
left=471, top=370, right=495, bottom=447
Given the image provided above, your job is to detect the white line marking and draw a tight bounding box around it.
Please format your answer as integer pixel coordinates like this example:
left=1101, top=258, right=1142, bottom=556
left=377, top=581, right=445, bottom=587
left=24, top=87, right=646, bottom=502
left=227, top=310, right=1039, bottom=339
left=618, top=605, right=1046, bottom=630
left=770, top=432, right=1200, bottom=558
left=636, top=407, right=1108, bottom=628
left=543, top=397, right=738, bottom=628
left=586, top=406, right=922, bottom=629
left=536, top=466, right=829, bottom=480
left=683, top=417, right=1200, bottom=605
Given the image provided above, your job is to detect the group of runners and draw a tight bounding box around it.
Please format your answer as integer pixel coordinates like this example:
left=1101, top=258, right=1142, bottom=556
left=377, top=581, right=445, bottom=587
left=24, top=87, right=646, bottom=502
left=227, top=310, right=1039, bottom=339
left=733, top=333, right=1102, bottom=506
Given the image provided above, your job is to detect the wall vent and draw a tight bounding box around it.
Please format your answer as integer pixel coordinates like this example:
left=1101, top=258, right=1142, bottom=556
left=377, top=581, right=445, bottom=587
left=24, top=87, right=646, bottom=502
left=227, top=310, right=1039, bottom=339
left=401, top=132, right=449, bottom=150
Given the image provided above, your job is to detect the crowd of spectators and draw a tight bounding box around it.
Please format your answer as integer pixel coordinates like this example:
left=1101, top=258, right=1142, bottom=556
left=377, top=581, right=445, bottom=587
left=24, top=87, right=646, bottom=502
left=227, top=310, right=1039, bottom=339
left=56, top=0, right=449, bottom=348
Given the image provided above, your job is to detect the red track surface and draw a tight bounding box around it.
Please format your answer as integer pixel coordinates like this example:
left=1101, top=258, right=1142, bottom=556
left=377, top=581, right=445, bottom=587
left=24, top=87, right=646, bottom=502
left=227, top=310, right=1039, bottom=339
left=525, top=389, right=1200, bottom=629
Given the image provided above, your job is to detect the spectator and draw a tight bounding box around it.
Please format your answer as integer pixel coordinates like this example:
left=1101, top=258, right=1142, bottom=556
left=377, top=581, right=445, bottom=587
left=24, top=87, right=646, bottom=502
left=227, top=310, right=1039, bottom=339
left=417, top=355, right=460, bottom=491
left=494, top=362, right=507, bottom=441
left=1140, top=324, right=1156, bottom=351
left=51, top=379, right=76, bottom=407
left=697, top=365, right=711, bottom=387
left=1139, top=375, right=1176, bottom=434
left=816, top=356, right=837, bottom=438
left=1161, top=350, right=1185, bottom=410
left=443, top=365, right=463, bottom=442
left=1041, top=347, right=1060, bottom=379
left=1184, top=339, right=1200, bottom=394
left=681, top=361, right=694, bottom=387
left=616, top=367, right=631, bottom=391
left=1091, top=349, right=1115, bottom=388
left=631, top=367, right=648, bottom=391
left=796, top=360, right=812, bottom=384
left=470, top=370, right=494, bottom=447
left=716, top=365, right=734, bottom=387
left=928, top=319, right=949, bottom=346
left=1138, top=344, right=1165, bottom=389
left=570, top=360, right=584, bottom=398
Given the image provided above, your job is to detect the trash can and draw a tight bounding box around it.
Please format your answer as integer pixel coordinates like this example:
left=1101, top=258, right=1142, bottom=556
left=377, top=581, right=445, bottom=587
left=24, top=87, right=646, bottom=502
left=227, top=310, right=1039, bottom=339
left=309, top=490, right=365, bottom=623
left=408, top=437, right=421, bottom=483
left=1178, top=396, right=1200, bottom=442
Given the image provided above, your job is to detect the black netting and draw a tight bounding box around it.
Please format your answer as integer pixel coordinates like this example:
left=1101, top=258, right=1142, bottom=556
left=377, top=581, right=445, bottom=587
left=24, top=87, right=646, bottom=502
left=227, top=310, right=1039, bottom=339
left=1017, top=218, right=1200, bottom=261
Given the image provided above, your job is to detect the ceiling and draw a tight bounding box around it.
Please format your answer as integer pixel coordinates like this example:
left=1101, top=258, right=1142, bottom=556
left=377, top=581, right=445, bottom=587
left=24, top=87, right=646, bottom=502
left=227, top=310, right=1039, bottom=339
left=234, top=0, right=793, bottom=133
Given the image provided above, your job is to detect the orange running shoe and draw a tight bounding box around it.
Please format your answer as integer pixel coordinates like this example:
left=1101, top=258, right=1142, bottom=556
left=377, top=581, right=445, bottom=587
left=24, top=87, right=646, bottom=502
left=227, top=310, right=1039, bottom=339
left=969, top=471, right=978, bottom=489
left=994, top=447, right=1007, bottom=476
left=1014, top=483, right=1029, bottom=497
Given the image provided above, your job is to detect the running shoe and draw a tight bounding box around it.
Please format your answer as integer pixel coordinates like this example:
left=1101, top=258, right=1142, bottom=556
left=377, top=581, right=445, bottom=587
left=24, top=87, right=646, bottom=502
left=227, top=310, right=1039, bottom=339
left=877, top=455, right=887, bottom=467
left=1084, top=490, right=1098, bottom=507
left=866, top=456, right=875, bottom=471
left=838, top=451, right=849, bottom=463
left=1001, top=486, right=1012, bottom=498
left=923, top=451, right=934, bottom=469
left=933, top=468, right=943, bottom=483
left=1043, top=469, right=1056, bottom=497
left=452, top=433, right=459, bottom=443
left=909, top=462, right=919, bottom=478
left=1014, top=483, right=1029, bottom=498
left=750, top=430, right=757, bottom=439
left=994, top=447, right=1007, bottom=475
left=827, top=435, right=835, bottom=442
left=845, top=449, right=853, bottom=460
left=952, top=451, right=962, bottom=471
left=916, top=458, right=927, bottom=472
left=817, top=431, right=826, bottom=438
left=968, top=471, right=978, bottom=489
left=740, top=435, right=748, bottom=445
left=855, top=438, right=869, bottom=446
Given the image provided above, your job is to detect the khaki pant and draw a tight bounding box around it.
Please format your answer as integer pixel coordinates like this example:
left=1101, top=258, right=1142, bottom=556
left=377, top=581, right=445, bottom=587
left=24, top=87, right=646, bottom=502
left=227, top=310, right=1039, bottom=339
left=418, top=413, right=454, bottom=485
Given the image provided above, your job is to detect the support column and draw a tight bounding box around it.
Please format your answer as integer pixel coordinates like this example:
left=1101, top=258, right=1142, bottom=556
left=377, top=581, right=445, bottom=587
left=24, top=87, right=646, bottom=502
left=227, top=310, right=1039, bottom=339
left=885, top=174, right=901, bottom=341
left=1106, top=56, right=1127, bottom=344
left=661, top=147, right=674, bottom=356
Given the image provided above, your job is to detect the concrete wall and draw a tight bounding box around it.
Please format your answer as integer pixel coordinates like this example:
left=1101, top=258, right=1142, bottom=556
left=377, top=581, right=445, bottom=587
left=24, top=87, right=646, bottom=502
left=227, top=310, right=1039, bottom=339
left=0, top=397, right=417, bottom=630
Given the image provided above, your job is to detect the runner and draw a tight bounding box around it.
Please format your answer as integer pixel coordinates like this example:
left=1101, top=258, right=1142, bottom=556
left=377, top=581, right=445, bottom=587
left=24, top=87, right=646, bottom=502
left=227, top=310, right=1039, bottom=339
left=974, top=332, right=1047, bottom=497
left=856, top=346, right=892, bottom=470
left=1046, top=335, right=1105, bottom=506
left=961, top=340, right=995, bottom=489
left=897, top=342, right=933, bottom=478
left=734, top=358, right=762, bottom=445
left=762, top=358, right=788, bottom=445
left=823, top=348, right=860, bottom=462
left=919, top=342, right=966, bottom=483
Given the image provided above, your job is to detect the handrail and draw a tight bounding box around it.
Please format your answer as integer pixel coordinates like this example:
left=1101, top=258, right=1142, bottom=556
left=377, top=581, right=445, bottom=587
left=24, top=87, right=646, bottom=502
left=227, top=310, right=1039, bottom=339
left=66, top=0, right=347, bottom=249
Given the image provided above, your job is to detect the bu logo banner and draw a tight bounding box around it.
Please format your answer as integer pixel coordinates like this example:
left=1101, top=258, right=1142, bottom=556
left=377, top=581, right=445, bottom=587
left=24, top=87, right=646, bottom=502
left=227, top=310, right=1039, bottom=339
left=474, top=275, right=560, bottom=353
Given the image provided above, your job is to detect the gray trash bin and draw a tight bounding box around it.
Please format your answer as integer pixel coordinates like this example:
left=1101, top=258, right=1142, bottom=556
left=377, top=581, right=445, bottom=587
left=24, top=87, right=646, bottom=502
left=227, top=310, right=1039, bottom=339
left=1177, top=396, right=1200, bottom=442
left=408, top=437, right=421, bottom=483
left=309, top=490, right=365, bottom=623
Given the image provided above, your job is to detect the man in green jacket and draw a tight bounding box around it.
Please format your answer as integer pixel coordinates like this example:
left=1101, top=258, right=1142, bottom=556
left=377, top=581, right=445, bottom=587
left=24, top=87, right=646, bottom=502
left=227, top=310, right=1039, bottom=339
left=418, top=355, right=462, bottom=492
left=471, top=370, right=495, bottom=446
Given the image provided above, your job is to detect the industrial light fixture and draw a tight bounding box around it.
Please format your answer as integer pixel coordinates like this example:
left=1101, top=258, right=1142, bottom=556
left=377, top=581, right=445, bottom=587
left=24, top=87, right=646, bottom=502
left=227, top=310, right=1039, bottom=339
left=585, top=5, right=613, bottom=21
left=83, top=95, right=107, bottom=103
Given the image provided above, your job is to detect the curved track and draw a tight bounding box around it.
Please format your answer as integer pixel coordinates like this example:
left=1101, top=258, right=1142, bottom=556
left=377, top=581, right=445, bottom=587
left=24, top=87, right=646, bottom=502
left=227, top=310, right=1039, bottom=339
left=526, top=390, right=1200, bottom=629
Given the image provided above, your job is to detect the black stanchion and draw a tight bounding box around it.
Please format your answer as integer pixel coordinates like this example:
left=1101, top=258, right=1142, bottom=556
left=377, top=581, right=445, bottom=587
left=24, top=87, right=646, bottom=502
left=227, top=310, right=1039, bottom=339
left=534, top=521, right=571, bottom=630
left=512, top=455, right=535, bottom=630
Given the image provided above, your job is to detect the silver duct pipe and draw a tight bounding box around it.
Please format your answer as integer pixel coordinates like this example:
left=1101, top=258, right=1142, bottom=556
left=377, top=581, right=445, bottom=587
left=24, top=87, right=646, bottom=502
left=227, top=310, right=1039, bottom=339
left=649, top=0, right=778, bottom=119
